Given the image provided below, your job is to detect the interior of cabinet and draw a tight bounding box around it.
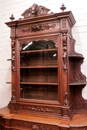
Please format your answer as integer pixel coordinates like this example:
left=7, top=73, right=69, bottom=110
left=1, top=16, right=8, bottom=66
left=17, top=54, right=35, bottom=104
left=20, top=40, right=58, bottom=101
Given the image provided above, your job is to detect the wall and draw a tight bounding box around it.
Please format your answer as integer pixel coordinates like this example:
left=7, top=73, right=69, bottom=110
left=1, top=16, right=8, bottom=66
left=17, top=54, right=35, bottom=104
left=0, top=0, right=87, bottom=107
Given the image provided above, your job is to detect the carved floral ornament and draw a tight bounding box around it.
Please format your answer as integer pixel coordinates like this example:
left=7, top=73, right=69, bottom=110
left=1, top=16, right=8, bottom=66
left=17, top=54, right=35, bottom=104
left=21, top=24, right=56, bottom=33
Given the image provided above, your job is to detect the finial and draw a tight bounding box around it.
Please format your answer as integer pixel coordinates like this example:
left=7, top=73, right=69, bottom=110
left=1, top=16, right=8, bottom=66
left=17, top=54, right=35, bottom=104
left=60, top=4, right=66, bottom=12
left=10, top=14, right=15, bottom=21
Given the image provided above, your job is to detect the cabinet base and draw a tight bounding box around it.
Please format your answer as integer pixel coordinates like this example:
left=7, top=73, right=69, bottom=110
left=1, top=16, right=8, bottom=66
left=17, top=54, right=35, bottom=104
left=0, top=107, right=87, bottom=130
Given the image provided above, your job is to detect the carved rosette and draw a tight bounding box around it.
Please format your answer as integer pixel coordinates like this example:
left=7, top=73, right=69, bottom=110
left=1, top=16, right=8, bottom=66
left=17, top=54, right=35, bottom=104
left=62, top=33, right=68, bottom=72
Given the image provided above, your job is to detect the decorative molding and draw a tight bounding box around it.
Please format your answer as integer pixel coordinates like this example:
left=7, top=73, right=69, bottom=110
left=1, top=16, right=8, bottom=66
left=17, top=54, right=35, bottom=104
left=21, top=4, right=50, bottom=18
left=15, top=103, right=61, bottom=115
left=62, top=33, right=68, bottom=72
left=21, top=24, right=56, bottom=33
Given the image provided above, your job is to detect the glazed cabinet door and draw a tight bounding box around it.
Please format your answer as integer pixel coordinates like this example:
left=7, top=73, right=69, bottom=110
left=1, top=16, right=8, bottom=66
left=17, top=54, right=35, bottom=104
left=19, top=39, right=58, bottom=101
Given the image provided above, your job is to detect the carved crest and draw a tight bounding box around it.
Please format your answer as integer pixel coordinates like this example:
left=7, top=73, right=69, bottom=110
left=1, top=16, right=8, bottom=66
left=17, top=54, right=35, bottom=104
left=21, top=3, right=50, bottom=18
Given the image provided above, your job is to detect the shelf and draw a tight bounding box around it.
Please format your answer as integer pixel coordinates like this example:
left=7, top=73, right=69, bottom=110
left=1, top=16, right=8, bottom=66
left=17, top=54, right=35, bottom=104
left=69, top=81, right=87, bottom=86
left=21, top=48, right=57, bottom=54
left=69, top=55, right=84, bottom=60
left=20, top=66, right=58, bottom=69
left=20, top=82, right=58, bottom=85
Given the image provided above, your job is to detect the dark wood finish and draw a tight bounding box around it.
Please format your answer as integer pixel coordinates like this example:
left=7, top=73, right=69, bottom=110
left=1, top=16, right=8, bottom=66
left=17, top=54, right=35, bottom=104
left=0, top=4, right=87, bottom=130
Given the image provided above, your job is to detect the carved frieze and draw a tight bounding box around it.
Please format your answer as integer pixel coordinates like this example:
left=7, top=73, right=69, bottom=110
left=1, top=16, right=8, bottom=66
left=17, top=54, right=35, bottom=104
left=16, top=104, right=61, bottom=115
left=21, top=24, right=56, bottom=33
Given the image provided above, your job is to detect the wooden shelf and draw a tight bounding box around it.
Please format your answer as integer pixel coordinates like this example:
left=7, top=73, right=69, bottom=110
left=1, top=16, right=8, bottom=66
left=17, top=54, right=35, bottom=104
left=20, top=82, right=58, bottom=85
left=21, top=48, right=57, bottom=54
left=69, top=55, right=84, bottom=60
left=20, top=66, right=58, bottom=69
left=69, top=81, right=87, bottom=86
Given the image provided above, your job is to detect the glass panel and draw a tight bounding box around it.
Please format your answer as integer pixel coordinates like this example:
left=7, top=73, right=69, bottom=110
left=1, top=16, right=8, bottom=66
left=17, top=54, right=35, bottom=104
left=20, top=85, right=58, bottom=101
left=20, top=40, right=58, bottom=101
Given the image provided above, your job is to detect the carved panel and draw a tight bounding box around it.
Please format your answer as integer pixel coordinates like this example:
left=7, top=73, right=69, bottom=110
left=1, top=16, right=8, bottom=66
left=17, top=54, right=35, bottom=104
left=16, top=103, right=61, bottom=116
left=17, top=22, right=59, bottom=37
left=11, top=119, right=59, bottom=130
left=62, top=19, right=67, bottom=29
left=21, top=24, right=56, bottom=33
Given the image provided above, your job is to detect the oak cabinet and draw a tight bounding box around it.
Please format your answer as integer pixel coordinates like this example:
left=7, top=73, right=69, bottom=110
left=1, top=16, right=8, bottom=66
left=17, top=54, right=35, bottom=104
left=0, top=4, right=87, bottom=130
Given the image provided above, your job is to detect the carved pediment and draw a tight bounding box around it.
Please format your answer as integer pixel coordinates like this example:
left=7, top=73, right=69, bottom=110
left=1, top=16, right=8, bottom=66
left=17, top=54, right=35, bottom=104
left=21, top=4, right=50, bottom=18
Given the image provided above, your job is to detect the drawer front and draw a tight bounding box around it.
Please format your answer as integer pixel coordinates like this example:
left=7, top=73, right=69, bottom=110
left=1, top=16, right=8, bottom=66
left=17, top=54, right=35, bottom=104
left=11, top=119, right=59, bottom=130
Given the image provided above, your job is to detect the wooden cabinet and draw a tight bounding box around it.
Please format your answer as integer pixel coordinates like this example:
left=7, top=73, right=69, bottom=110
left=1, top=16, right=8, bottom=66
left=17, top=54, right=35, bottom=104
left=0, top=3, right=87, bottom=130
